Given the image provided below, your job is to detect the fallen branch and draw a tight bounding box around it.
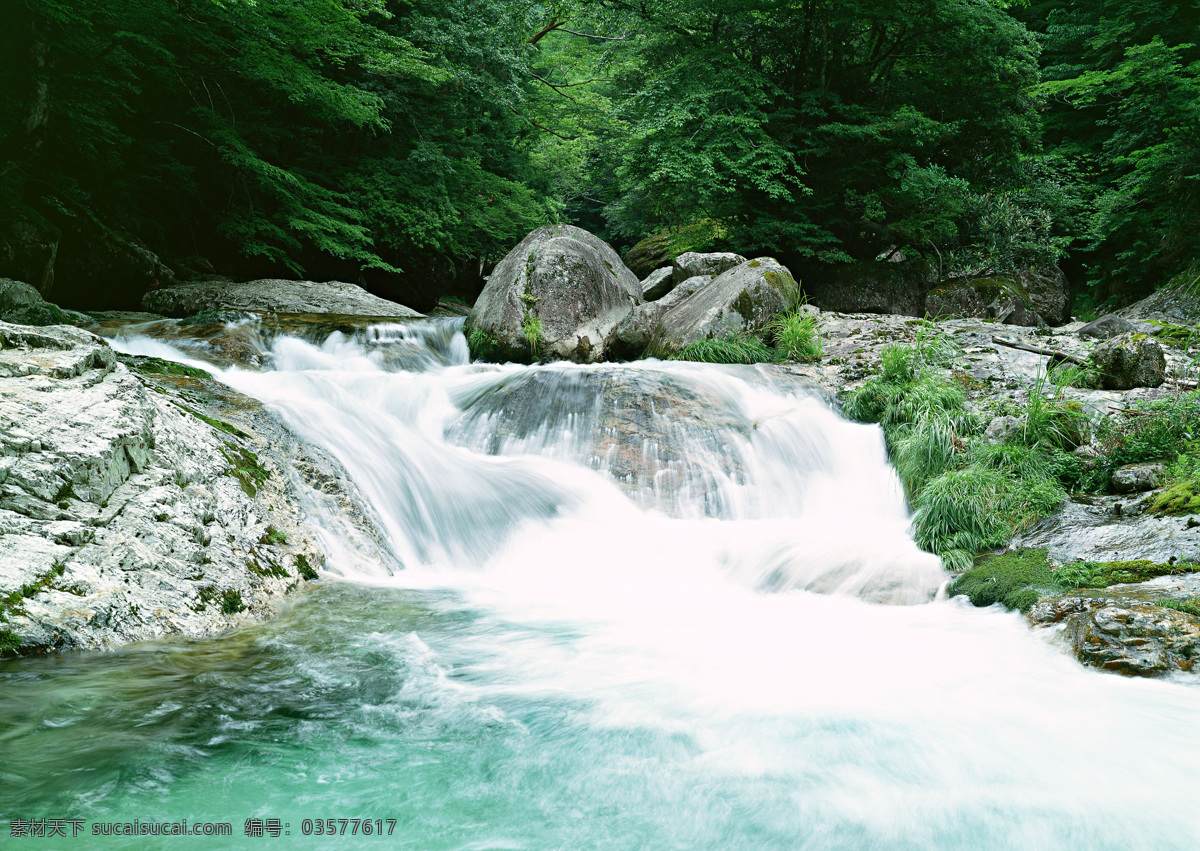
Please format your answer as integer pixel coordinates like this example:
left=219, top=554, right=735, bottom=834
left=990, top=336, right=1087, bottom=366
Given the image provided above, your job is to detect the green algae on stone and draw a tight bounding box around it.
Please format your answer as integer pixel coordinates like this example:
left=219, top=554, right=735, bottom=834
left=948, top=548, right=1057, bottom=613
left=1147, top=480, right=1200, bottom=516
left=1052, top=558, right=1198, bottom=589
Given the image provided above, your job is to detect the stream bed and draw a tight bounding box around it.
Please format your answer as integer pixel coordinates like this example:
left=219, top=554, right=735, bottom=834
left=3, top=318, right=1199, bottom=849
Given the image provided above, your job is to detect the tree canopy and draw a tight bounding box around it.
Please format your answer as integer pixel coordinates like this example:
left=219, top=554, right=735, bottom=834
left=1, top=0, right=1196, bottom=309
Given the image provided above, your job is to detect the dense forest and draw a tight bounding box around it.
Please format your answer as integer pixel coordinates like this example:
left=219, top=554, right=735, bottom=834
left=1, top=0, right=1196, bottom=312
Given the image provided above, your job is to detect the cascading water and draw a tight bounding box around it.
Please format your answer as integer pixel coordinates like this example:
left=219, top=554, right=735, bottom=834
left=3, top=317, right=1200, bottom=849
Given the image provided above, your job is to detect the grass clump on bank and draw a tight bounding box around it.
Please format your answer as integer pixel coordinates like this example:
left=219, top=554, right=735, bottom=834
left=841, top=327, right=1086, bottom=570
left=767, top=311, right=822, bottom=363
left=670, top=334, right=774, bottom=364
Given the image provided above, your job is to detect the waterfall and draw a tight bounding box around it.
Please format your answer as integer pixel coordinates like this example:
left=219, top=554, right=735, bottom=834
left=10, top=315, right=1194, bottom=850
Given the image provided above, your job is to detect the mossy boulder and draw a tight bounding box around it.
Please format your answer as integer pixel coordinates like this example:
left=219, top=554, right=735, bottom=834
left=647, top=259, right=793, bottom=357
left=466, top=225, right=642, bottom=363
left=1147, top=481, right=1200, bottom=516
left=622, top=219, right=727, bottom=279
left=925, top=276, right=1041, bottom=326
left=1089, top=332, right=1166, bottom=390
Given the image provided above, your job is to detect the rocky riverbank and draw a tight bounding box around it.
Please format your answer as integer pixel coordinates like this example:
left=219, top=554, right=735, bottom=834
left=0, top=321, right=391, bottom=655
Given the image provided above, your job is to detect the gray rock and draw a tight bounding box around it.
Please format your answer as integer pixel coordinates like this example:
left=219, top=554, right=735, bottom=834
left=1089, top=333, right=1167, bottom=390
left=659, top=275, right=712, bottom=308
left=606, top=302, right=666, bottom=361
left=1078, top=314, right=1136, bottom=339
left=983, top=415, right=1025, bottom=444
left=143, top=279, right=422, bottom=319
left=650, top=259, right=794, bottom=356
left=672, top=251, right=747, bottom=285
left=0, top=320, right=391, bottom=655
left=1011, top=495, right=1200, bottom=565
left=1016, top=266, right=1071, bottom=326
left=925, top=276, right=1041, bottom=326
left=0, top=278, right=44, bottom=312
left=642, top=268, right=675, bottom=301
left=1111, top=463, right=1165, bottom=494
left=466, top=225, right=642, bottom=363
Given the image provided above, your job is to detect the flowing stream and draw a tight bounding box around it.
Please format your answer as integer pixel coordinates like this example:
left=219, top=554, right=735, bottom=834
left=3, top=318, right=1200, bottom=849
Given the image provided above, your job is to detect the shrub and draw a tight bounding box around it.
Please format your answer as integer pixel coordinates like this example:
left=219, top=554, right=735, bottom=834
left=768, top=311, right=822, bottom=363
left=671, top=334, right=774, bottom=364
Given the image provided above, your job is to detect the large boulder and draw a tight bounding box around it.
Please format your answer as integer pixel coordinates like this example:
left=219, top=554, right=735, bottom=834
left=0, top=205, right=59, bottom=297
left=1016, top=266, right=1071, bottom=326
left=672, top=251, right=747, bottom=284
left=143, top=278, right=422, bottom=318
left=1079, top=314, right=1137, bottom=339
left=1089, top=333, right=1167, bottom=390
left=648, top=258, right=794, bottom=356
left=466, top=225, right=642, bottom=363
left=621, top=220, right=726, bottom=279
left=803, top=258, right=935, bottom=316
left=925, top=276, right=1042, bottom=327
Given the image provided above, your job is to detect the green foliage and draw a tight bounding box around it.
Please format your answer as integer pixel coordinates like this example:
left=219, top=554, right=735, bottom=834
left=1158, top=598, right=1200, bottom=618
left=0, top=628, right=21, bottom=655
left=522, top=316, right=544, bottom=358
left=1021, top=370, right=1090, bottom=450
left=1052, top=559, right=1195, bottom=590
left=220, top=443, right=269, bottom=497
left=259, top=526, right=288, bottom=546
left=912, top=469, right=1063, bottom=572
left=466, top=327, right=504, bottom=363
left=948, top=549, right=1058, bottom=613
left=220, top=589, right=246, bottom=616
left=295, top=554, right=319, bottom=582
left=1048, top=362, right=1100, bottom=390
left=670, top=334, right=774, bottom=365
left=1093, top=392, right=1200, bottom=467
left=768, top=312, right=822, bottom=363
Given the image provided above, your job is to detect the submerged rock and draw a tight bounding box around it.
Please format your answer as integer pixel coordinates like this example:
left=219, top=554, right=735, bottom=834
left=466, top=225, right=642, bottom=364
left=143, top=278, right=422, bottom=319
left=0, top=321, right=389, bottom=656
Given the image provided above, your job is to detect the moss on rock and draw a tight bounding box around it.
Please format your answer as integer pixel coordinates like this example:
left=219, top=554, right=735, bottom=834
left=1147, top=480, right=1200, bottom=516
left=948, top=548, right=1058, bottom=612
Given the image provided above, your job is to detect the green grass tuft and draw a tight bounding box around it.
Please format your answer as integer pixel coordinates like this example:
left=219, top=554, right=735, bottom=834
left=768, top=311, right=822, bottom=363
left=295, top=554, right=319, bottom=581
left=671, top=334, right=774, bottom=364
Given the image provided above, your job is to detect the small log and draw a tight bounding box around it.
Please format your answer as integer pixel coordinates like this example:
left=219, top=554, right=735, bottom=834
left=990, top=336, right=1088, bottom=366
